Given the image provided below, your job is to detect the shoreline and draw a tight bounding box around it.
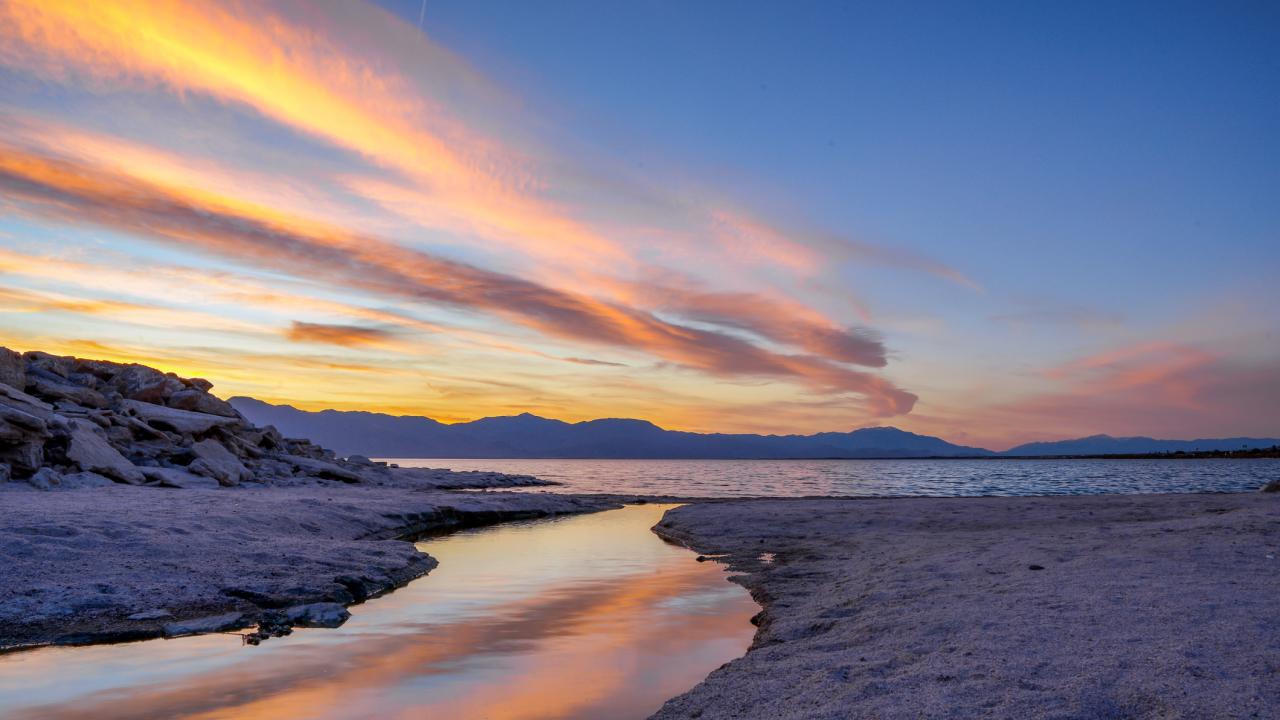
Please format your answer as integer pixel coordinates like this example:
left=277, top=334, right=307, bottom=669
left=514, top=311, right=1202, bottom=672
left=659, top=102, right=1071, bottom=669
left=0, top=474, right=620, bottom=652
left=649, top=491, right=1279, bottom=719
left=6, top=486, right=1270, bottom=654
left=5, top=479, right=1278, bottom=719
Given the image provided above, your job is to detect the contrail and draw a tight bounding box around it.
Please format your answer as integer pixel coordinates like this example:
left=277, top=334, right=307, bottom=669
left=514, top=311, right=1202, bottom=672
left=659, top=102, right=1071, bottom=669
left=418, top=0, right=426, bottom=29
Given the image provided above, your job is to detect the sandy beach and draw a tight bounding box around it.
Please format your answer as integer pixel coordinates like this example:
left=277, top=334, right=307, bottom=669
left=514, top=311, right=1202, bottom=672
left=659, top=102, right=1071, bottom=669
left=651, top=492, right=1279, bottom=719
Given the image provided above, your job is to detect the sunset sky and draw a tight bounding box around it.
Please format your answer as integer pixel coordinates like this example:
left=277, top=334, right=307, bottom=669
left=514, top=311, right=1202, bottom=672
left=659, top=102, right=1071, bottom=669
left=0, top=0, right=1276, bottom=449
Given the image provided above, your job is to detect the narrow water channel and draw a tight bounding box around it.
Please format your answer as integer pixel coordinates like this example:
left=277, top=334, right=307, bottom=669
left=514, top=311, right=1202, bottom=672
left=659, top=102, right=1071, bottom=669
left=0, top=504, right=757, bottom=719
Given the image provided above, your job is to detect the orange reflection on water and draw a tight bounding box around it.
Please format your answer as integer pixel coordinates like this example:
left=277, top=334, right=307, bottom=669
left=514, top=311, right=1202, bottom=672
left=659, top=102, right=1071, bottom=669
left=0, top=505, right=756, bottom=720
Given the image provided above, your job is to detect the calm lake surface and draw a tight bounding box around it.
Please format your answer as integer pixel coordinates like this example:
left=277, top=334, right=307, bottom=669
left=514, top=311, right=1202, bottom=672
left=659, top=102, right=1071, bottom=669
left=0, top=505, right=755, bottom=720
left=389, top=458, right=1280, bottom=497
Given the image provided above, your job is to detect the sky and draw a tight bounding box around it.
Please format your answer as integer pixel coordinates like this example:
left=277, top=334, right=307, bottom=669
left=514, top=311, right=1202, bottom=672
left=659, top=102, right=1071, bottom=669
left=0, top=0, right=1276, bottom=450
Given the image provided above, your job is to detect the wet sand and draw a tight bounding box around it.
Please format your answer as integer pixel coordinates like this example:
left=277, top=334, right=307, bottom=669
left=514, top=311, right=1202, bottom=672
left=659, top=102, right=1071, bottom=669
left=651, top=492, right=1279, bottom=719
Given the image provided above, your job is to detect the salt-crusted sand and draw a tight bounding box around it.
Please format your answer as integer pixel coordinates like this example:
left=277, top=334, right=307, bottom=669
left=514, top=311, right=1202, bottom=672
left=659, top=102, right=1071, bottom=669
left=651, top=492, right=1279, bottom=720
left=0, top=475, right=617, bottom=650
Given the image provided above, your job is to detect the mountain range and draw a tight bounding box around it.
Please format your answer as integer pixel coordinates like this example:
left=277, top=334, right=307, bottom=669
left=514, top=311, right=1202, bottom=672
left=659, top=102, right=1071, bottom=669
left=229, top=397, right=1278, bottom=459
left=1000, top=435, right=1279, bottom=456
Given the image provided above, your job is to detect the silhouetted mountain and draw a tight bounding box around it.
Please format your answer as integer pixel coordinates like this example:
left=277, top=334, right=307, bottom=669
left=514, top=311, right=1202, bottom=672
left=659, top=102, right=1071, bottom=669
left=229, top=398, right=994, bottom=459
left=229, top=398, right=1280, bottom=459
left=1002, top=434, right=1280, bottom=456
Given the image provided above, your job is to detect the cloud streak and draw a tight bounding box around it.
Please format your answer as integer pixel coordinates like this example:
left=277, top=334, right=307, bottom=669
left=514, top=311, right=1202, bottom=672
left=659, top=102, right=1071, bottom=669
left=0, top=144, right=917, bottom=415
left=0, top=0, right=626, bottom=267
left=285, top=322, right=399, bottom=348
left=0, top=0, right=971, bottom=334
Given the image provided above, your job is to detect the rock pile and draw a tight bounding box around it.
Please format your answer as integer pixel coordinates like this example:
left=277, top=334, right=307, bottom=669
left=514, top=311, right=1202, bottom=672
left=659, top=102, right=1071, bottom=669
left=0, top=347, right=389, bottom=490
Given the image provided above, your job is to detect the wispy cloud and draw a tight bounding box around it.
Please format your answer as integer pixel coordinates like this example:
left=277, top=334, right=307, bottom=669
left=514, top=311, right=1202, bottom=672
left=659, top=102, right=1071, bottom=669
left=561, top=357, right=628, bottom=367
left=711, top=209, right=982, bottom=291
left=0, top=0, right=1079, bottom=433
left=285, top=321, right=400, bottom=349
left=0, top=144, right=917, bottom=414
left=0, top=0, right=625, bottom=266
left=901, top=341, right=1280, bottom=449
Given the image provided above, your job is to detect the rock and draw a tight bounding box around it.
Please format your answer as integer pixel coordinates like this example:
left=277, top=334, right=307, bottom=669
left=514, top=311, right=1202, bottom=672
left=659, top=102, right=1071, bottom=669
left=112, top=412, right=168, bottom=440
left=0, top=349, right=386, bottom=491
left=121, top=399, right=239, bottom=435
left=163, top=611, right=244, bottom=637
left=0, top=381, right=55, bottom=416
left=0, top=402, right=47, bottom=437
left=0, top=437, right=44, bottom=475
left=26, top=375, right=108, bottom=409
left=106, top=365, right=184, bottom=404
left=142, top=466, right=221, bottom=489
left=27, top=467, right=61, bottom=491
left=284, top=602, right=351, bottom=628
left=251, top=457, right=296, bottom=480
left=189, top=439, right=250, bottom=486
left=217, top=432, right=261, bottom=459
left=282, top=454, right=361, bottom=483
left=66, top=424, right=145, bottom=484
left=1263, top=479, right=1280, bottom=493
left=167, top=388, right=239, bottom=418
left=105, top=424, right=136, bottom=445
left=85, top=409, right=113, bottom=429
left=0, top=347, right=24, bottom=389
left=59, top=471, right=115, bottom=489
left=127, top=609, right=173, bottom=621
left=23, top=351, right=72, bottom=379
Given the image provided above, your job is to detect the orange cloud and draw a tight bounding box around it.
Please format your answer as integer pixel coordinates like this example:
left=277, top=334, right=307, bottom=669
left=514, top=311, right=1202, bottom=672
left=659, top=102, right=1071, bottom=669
left=0, top=0, right=962, bottom=360
left=0, top=144, right=917, bottom=415
left=285, top=321, right=399, bottom=349
left=0, top=0, right=625, bottom=269
left=614, top=279, right=886, bottom=367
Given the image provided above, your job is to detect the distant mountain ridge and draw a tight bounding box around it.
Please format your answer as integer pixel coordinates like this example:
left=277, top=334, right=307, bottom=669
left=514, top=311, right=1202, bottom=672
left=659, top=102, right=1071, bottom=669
left=1001, top=434, right=1280, bottom=456
left=229, top=397, right=1279, bottom=459
left=229, top=397, right=992, bottom=459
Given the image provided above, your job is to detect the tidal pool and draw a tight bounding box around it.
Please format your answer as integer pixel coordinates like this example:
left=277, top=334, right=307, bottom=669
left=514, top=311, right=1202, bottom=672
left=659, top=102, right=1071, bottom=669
left=0, top=504, right=756, bottom=719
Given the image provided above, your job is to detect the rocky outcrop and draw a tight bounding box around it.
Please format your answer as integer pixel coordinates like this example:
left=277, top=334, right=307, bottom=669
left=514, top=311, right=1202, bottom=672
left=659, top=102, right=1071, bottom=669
left=0, top=348, right=25, bottom=389
left=66, top=423, right=146, bottom=484
left=0, top=347, right=393, bottom=490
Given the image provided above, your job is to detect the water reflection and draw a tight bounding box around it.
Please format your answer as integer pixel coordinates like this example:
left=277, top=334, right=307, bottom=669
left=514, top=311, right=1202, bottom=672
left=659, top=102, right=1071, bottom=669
left=0, top=505, right=756, bottom=720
